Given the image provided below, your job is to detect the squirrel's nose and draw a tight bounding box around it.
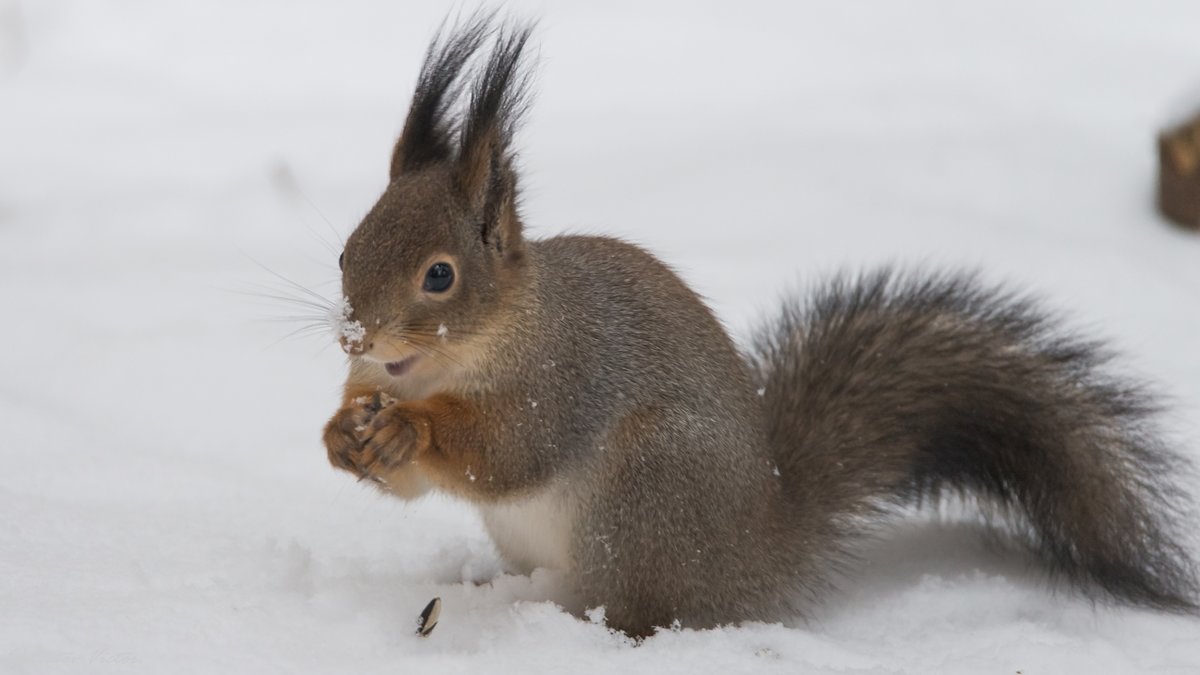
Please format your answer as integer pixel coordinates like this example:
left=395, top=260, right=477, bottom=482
left=339, top=337, right=373, bottom=355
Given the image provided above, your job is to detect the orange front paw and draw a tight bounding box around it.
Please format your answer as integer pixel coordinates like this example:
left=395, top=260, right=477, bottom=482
left=324, top=406, right=368, bottom=478
left=322, top=392, right=396, bottom=479
left=356, top=402, right=432, bottom=474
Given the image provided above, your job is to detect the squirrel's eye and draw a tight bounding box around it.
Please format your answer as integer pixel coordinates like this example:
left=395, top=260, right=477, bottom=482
left=423, top=262, right=455, bottom=293
left=338, top=252, right=344, bottom=271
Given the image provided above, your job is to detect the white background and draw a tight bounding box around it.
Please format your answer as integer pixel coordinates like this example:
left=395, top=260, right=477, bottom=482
left=2, top=1, right=1199, bottom=672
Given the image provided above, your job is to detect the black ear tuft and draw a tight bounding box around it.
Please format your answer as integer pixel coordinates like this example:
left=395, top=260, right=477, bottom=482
left=390, top=12, right=496, bottom=179
left=459, top=21, right=535, bottom=177
left=456, top=20, right=535, bottom=254
left=390, top=14, right=536, bottom=259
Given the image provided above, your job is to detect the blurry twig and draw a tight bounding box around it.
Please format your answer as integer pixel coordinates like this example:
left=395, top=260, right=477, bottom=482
left=270, top=159, right=347, bottom=252
left=0, top=0, right=28, bottom=77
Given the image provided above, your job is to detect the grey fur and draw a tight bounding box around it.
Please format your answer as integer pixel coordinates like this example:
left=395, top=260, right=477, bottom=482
left=328, top=16, right=1199, bottom=638
left=750, top=270, right=1198, bottom=613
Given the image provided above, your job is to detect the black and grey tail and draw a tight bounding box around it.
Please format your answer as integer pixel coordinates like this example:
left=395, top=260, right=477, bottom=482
left=751, top=269, right=1198, bottom=610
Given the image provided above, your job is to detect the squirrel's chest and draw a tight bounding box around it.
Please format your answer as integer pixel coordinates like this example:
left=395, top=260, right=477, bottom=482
left=478, top=484, right=576, bottom=573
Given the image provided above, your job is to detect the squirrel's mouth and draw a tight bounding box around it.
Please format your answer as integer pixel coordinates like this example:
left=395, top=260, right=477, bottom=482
left=384, top=356, right=419, bottom=377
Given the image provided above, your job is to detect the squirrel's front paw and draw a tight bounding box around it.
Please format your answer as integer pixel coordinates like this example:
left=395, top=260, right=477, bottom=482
left=324, top=405, right=370, bottom=478
left=323, top=392, right=394, bottom=478
left=356, top=402, right=432, bottom=473
left=323, top=393, right=432, bottom=480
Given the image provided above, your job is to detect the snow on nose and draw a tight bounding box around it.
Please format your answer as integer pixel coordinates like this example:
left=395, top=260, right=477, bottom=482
left=330, top=295, right=366, bottom=353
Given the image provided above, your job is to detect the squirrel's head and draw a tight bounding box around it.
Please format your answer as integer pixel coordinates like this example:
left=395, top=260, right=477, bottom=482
left=335, top=17, right=533, bottom=379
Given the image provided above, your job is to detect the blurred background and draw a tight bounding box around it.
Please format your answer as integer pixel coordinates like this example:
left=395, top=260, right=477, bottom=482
left=2, top=1, right=1199, bottom=673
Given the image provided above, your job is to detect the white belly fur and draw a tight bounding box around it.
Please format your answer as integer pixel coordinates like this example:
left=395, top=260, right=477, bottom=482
left=478, top=483, right=576, bottom=573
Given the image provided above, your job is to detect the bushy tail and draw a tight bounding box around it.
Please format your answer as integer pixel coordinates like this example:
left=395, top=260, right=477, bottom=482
left=750, top=269, right=1198, bottom=610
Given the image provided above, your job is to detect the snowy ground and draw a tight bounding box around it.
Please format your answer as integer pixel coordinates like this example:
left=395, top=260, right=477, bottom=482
left=3, top=1, right=1200, bottom=673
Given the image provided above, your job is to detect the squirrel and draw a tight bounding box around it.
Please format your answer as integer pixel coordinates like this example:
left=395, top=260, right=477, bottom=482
left=321, top=15, right=1199, bottom=637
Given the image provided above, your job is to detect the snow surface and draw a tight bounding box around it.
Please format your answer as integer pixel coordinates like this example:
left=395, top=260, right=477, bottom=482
left=3, top=1, right=1200, bottom=673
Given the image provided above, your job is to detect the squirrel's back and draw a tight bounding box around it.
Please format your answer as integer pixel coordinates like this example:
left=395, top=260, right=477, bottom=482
left=523, top=235, right=763, bottom=427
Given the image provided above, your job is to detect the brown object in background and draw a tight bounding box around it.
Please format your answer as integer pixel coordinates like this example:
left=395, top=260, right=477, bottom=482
left=1158, top=111, right=1200, bottom=230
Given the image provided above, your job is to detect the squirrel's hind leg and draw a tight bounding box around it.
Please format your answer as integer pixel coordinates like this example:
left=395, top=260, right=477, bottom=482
left=569, top=407, right=797, bottom=637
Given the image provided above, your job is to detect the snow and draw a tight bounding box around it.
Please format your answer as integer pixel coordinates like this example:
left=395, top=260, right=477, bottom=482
left=331, top=295, right=364, bottom=347
left=3, top=1, right=1200, bottom=673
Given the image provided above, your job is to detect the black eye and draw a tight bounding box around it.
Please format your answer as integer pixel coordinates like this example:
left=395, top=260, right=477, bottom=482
left=338, top=252, right=344, bottom=270
left=423, top=262, right=454, bottom=293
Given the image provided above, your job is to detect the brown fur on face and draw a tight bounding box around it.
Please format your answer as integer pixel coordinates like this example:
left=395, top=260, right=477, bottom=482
left=340, top=165, right=521, bottom=353
left=337, top=18, right=531, bottom=380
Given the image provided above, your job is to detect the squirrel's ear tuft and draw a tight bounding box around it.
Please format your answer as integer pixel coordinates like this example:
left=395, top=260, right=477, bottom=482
left=389, top=14, right=494, bottom=179
left=455, top=20, right=535, bottom=260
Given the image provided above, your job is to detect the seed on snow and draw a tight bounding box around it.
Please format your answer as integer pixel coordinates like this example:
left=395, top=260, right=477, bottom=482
left=416, top=597, right=441, bottom=637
